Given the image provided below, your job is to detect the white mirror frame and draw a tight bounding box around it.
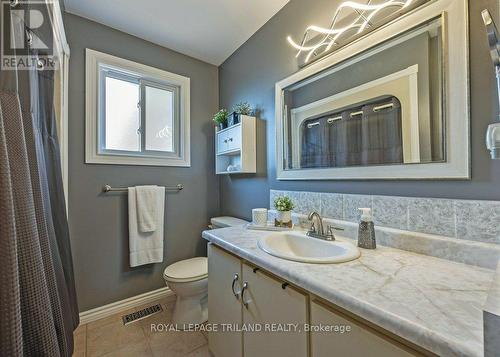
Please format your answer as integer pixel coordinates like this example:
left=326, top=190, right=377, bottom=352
left=275, top=0, right=469, bottom=180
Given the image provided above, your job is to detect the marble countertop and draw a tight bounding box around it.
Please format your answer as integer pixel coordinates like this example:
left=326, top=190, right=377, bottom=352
left=203, top=226, right=497, bottom=357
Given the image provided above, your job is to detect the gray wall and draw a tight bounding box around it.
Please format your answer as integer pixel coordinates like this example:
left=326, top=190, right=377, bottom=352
left=65, top=13, right=219, bottom=311
left=219, top=0, right=500, bottom=221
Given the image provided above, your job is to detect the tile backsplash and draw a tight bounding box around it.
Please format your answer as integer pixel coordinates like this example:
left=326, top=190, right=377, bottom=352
left=270, top=190, right=500, bottom=245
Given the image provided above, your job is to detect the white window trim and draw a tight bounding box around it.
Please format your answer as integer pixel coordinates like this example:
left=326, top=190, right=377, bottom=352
left=85, top=48, right=191, bottom=167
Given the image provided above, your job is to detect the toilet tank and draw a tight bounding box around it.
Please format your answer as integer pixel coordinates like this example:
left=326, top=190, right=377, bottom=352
left=210, top=216, right=248, bottom=229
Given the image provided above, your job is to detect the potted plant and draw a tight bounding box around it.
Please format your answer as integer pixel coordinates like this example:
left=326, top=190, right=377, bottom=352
left=213, top=109, right=229, bottom=130
left=229, top=101, right=253, bottom=126
left=273, top=195, right=294, bottom=227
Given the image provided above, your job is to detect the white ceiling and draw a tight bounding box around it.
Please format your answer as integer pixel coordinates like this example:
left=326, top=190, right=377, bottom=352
left=64, top=0, right=289, bottom=66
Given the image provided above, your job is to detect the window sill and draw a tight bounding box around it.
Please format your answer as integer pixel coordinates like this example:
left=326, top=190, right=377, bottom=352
left=86, top=152, right=190, bottom=167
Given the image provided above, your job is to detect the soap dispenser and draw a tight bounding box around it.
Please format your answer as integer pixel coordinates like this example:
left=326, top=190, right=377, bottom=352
left=358, top=208, right=376, bottom=249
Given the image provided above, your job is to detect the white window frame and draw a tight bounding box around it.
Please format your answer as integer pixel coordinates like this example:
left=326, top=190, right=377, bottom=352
left=85, top=49, right=190, bottom=167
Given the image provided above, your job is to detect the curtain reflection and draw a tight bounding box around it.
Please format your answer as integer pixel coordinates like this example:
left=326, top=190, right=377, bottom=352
left=300, top=96, right=403, bottom=168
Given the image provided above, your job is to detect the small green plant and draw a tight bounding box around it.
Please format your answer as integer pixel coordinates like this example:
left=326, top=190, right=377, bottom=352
left=232, top=101, right=252, bottom=116
left=274, top=196, right=294, bottom=212
left=213, top=109, right=228, bottom=126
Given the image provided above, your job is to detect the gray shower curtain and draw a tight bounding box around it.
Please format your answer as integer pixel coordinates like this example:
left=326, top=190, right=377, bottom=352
left=300, top=118, right=330, bottom=168
left=0, top=2, right=79, bottom=356
left=300, top=96, right=403, bottom=168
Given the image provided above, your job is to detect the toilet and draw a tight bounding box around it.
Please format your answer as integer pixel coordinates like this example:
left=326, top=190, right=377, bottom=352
left=163, top=216, right=248, bottom=326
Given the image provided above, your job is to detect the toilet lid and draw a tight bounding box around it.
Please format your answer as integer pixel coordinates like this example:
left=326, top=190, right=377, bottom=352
left=211, top=216, right=248, bottom=228
left=164, top=257, right=208, bottom=281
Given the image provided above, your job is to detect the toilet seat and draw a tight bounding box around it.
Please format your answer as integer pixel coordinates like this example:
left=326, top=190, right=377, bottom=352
left=163, top=257, right=208, bottom=283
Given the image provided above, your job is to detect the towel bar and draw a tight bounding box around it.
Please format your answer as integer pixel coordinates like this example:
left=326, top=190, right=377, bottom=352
left=102, top=184, right=183, bottom=193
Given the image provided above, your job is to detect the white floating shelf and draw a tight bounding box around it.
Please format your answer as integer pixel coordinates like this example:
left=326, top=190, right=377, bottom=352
left=216, top=148, right=241, bottom=156
left=216, top=170, right=247, bottom=175
left=215, top=115, right=256, bottom=175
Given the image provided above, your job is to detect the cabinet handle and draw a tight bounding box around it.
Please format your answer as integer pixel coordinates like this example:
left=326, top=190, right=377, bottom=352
left=231, top=274, right=241, bottom=299
left=241, top=282, right=249, bottom=308
left=224, top=139, right=228, bottom=143
left=228, top=137, right=233, bottom=142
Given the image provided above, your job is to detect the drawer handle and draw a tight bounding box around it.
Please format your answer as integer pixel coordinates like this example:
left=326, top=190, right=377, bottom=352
left=228, top=137, right=233, bottom=142
left=224, top=139, right=228, bottom=143
left=241, top=282, right=249, bottom=308
left=231, top=274, right=241, bottom=299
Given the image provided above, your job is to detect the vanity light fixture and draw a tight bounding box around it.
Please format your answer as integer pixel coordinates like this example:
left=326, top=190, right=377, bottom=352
left=482, top=9, right=500, bottom=159
left=287, top=0, right=418, bottom=64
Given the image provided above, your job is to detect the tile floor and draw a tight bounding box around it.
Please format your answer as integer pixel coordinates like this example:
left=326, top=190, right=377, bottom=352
left=73, top=295, right=210, bottom=357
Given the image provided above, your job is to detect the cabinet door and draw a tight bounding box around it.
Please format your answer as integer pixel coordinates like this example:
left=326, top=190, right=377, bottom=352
left=216, top=132, right=228, bottom=154
left=224, top=125, right=241, bottom=152
left=208, top=244, right=243, bottom=357
left=216, top=125, right=241, bottom=154
left=310, top=299, right=423, bottom=357
left=241, top=263, right=308, bottom=357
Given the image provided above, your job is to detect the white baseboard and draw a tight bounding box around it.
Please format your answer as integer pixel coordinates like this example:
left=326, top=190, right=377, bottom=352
left=79, top=287, right=175, bottom=325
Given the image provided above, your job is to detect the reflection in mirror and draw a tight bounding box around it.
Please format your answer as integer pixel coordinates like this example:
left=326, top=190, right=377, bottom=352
left=282, top=16, right=444, bottom=171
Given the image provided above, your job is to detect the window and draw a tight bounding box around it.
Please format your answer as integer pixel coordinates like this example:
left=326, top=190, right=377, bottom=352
left=99, top=69, right=179, bottom=155
left=86, top=49, right=190, bottom=166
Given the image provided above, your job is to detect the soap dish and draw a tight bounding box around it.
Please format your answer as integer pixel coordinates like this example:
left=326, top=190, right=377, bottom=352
left=245, top=222, right=294, bottom=232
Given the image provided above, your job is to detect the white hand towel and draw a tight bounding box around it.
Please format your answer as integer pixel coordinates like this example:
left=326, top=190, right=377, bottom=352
left=128, top=186, right=165, bottom=267
left=136, top=185, right=160, bottom=232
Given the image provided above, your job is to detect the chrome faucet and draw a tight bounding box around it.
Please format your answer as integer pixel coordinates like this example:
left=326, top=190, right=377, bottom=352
left=308, top=211, right=324, bottom=235
left=307, top=211, right=343, bottom=241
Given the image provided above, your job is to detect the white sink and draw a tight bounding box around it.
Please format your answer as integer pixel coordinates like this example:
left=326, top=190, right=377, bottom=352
left=258, top=231, right=360, bottom=264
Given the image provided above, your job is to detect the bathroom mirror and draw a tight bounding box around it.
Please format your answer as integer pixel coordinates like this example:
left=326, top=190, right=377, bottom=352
left=275, top=0, right=470, bottom=180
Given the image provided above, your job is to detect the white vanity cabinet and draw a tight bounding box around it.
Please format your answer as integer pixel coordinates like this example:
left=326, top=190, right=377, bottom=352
left=310, top=299, right=423, bottom=357
left=208, top=244, right=308, bottom=357
left=242, top=263, right=308, bottom=357
left=208, top=244, right=428, bottom=357
left=207, top=244, right=243, bottom=357
left=215, top=115, right=256, bottom=174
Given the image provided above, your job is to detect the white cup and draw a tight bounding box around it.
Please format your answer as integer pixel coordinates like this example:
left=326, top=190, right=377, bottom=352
left=252, top=208, right=268, bottom=226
